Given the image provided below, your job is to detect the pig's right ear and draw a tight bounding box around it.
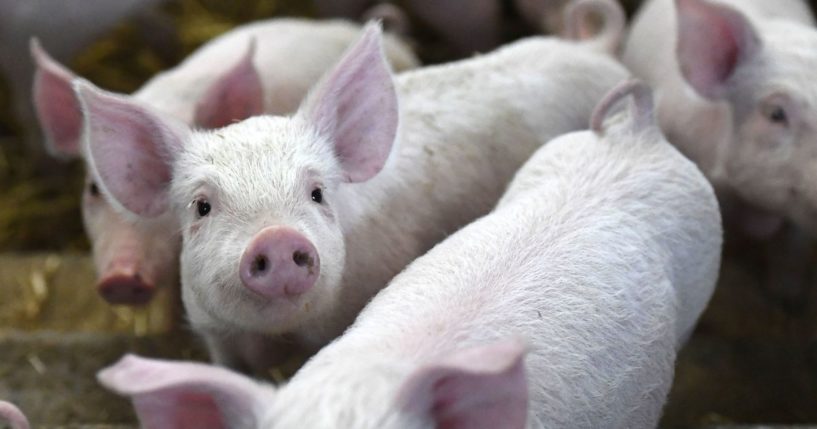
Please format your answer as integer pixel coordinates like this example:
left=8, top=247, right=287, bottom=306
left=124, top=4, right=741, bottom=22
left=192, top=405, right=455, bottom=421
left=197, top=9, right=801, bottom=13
left=75, top=80, right=189, bottom=218
left=98, top=355, right=272, bottom=429
left=30, top=38, right=83, bottom=158
left=675, top=0, right=760, bottom=99
left=0, top=400, right=30, bottom=429
left=396, top=339, right=529, bottom=429
left=299, top=22, right=399, bottom=183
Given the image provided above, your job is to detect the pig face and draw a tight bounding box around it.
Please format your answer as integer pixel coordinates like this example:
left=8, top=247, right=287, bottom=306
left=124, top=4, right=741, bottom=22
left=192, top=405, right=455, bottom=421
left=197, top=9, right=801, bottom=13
left=173, top=117, right=349, bottom=332
left=31, top=40, right=178, bottom=304
left=32, top=37, right=264, bottom=305
left=80, top=24, right=399, bottom=334
left=99, top=340, right=528, bottom=429
left=675, top=0, right=817, bottom=233
left=724, top=27, right=817, bottom=233
left=82, top=175, right=181, bottom=304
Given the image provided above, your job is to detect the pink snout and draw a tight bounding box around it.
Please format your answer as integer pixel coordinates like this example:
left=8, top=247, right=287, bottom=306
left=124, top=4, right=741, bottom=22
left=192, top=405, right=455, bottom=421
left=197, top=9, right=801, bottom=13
left=97, top=270, right=156, bottom=306
left=239, top=226, right=320, bottom=299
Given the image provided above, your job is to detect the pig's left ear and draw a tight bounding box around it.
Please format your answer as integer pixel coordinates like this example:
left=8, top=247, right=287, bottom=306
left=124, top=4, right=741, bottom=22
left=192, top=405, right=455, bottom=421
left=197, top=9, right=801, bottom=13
left=396, top=339, right=529, bottom=429
left=193, top=38, right=264, bottom=129
left=98, top=354, right=273, bottom=429
left=675, top=0, right=760, bottom=99
left=300, top=22, right=399, bottom=183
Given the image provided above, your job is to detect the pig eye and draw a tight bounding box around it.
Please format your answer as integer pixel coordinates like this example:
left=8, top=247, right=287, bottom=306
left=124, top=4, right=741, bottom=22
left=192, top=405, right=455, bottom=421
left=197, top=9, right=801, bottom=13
left=311, top=188, right=323, bottom=204
left=88, top=182, right=100, bottom=197
left=196, top=199, right=212, bottom=217
left=767, top=105, right=788, bottom=126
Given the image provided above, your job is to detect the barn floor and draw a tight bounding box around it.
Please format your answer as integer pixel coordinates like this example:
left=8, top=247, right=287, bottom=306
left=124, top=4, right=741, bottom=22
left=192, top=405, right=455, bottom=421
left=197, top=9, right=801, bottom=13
left=1, top=247, right=816, bottom=428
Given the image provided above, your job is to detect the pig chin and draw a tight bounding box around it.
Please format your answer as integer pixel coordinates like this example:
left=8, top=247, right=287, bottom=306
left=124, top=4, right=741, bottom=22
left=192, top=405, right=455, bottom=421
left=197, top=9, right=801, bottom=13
left=190, top=272, right=338, bottom=336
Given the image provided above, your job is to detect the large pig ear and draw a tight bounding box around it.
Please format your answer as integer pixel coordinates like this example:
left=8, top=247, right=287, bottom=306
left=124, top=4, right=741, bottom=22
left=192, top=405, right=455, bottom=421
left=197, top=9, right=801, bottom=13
left=98, top=355, right=272, bottom=429
left=396, top=339, right=528, bottom=429
left=30, top=38, right=83, bottom=158
left=676, top=0, right=760, bottom=99
left=75, top=80, right=189, bottom=218
left=0, top=400, right=30, bottom=429
left=591, top=79, right=657, bottom=135
left=193, top=38, right=264, bottom=129
left=300, top=22, right=399, bottom=183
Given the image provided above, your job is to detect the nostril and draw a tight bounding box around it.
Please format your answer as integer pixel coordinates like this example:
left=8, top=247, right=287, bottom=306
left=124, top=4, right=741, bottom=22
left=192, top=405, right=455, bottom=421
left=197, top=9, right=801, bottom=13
left=293, top=250, right=312, bottom=268
left=251, top=255, right=268, bottom=276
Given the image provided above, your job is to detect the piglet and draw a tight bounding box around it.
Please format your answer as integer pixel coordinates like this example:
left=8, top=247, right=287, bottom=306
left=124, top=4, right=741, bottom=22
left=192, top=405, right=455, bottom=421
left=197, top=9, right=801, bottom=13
left=622, top=0, right=817, bottom=305
left=0, top=401, right=29, bottom=429
left=32, top=18, right=418, bottom=306
left=99, top=80, right=722, bottom=429
left=623, top=0, right=817, bottom=234
left=79, top=23, right=629, bottom=374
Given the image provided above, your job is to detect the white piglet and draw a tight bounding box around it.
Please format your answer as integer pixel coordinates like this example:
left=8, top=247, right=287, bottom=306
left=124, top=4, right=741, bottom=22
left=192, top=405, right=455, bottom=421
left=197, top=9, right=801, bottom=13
left=623, top=0, right=817, bottom=236
left=33, top=18, right=418, bottom=306
left=98, top=81, right=722, bottom=429
left=80, top=23, right=629, bottom=373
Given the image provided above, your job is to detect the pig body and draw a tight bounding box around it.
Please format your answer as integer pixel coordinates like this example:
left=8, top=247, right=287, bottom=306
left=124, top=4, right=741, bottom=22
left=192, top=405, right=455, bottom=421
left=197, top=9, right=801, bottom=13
left=622, top=0, right=817, bottom=234
left=99, top=81, right=722, bottom=429
left=263, top=81, right=721, bottom=429
left=33, top=18, right=418, bottom=305
left=132, top=19, right=419, bottom=122
left=80, top=26, right=629, bottom=373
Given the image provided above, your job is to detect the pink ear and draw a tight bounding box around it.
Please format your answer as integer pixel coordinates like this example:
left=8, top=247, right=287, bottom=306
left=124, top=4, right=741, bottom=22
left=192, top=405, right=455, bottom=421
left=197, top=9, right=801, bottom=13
left=397, top=339, right=529, bottom=429
left=30, top=38, right=83, bottom=158
left=98, top=355, right=271, bottom=429
left=676, top=0, right=760, bottom=99
left=0, top=401, right=30, bottom=429
left=300, top=22, right=399, bottom=183
left=75, top=80, right=188, bottom=218
left=194, top=38, right=264, bottom=129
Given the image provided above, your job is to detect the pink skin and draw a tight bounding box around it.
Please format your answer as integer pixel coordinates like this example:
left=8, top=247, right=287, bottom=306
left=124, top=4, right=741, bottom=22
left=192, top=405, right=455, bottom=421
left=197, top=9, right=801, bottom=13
left=83, top=178, right=180, bottom=306
left=0, top=401, right=30, bottom=429
left=239, top=226, right=320, bottom=299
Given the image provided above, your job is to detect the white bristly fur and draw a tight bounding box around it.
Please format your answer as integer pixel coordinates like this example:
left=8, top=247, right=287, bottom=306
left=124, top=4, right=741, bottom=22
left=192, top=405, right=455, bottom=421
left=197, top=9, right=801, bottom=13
left=253, top=83, right=720, bottom=428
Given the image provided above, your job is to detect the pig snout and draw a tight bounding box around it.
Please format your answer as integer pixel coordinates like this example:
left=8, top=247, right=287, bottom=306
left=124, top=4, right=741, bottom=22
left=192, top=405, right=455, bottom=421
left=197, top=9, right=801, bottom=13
left=97, top=264, right=156, bottom=306
left=239, top=226, right=320, bottom=299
